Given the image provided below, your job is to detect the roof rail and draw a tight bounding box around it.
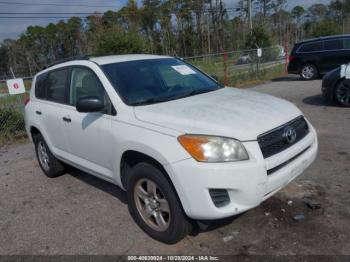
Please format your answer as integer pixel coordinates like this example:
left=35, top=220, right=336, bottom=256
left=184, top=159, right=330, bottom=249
left=43, top=55, right=90, bottom=70
left=300, top=34, right=350, bottom=44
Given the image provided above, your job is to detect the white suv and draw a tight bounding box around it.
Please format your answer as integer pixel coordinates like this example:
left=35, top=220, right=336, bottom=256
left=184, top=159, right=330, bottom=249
left=25, top=55, right=318, bottom=243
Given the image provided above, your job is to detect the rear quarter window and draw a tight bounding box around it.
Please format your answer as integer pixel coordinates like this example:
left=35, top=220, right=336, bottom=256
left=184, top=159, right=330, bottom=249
left=298, top=42, right=323, bottom=53
left=35, top=73, right=47, bottom=99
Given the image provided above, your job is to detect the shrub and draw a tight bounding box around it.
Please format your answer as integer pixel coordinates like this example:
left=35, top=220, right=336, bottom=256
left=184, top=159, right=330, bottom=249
left=0, top=108, right=26, bottom=145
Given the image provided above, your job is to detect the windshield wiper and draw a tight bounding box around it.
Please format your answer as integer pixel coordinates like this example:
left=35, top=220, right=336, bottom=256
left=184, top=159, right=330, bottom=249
left=131, top=88, right=218, bottom=106
left=131, top=96, right=173, bottom=106
left=174, top=88, right=217, bottom=99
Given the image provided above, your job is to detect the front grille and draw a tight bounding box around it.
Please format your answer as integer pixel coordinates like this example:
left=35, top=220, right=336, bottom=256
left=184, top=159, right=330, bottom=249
left=258, top=116, right=309, bottom=159
left=209, top=189, right=230, bottom=208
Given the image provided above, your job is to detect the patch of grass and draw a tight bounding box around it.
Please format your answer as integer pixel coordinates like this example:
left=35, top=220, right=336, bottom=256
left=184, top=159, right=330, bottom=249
left=0, top=108, right=26, bottom=146
left=190, top=58, right=286, bottom=87
left=0, top=92, right=28, bottom=146
left=229, top=64, right=286, bottom=87
left=0, top=93, right=27, bottom=107
left=0, top=82, right=6, bottom=94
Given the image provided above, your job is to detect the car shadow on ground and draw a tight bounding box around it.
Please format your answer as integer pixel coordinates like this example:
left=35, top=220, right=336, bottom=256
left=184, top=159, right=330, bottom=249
left=190, top=214, right=244, bottom=236
left=302, top=95, right=335, bottom=107
left=68, top=168, right=128, bottom=204
left=271, top=75, right=302, bottom=82
left=67, top=167, right=242, bottom=236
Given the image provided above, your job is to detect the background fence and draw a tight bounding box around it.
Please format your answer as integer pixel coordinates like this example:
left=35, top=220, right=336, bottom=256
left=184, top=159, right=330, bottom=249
left=0, top=46, right=288, bottom=146
left=184, top=46, right=287, bottom=87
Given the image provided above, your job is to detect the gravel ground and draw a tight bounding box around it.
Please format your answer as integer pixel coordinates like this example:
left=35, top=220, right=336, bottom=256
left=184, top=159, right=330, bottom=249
left=0, top=75, right=349, bottom=255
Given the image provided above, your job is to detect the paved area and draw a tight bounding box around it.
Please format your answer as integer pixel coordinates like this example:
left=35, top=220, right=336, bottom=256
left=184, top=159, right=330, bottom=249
left=0, top=76, right=349, bottom=255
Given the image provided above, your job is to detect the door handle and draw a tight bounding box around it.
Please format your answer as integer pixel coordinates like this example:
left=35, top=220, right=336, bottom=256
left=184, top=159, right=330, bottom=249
left=62, top=116, right=71, bottom=123
left=35, top=110, right=42, bottom=115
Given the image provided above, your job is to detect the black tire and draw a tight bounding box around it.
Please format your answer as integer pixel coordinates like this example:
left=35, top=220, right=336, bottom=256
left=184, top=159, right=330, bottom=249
left=334, top=79, right=350, bottom=107
left=300, top=64, right=318, bottom=80
left=127, top=162, right=191, bottom=244
left=34, top=134, right=65, bottom=178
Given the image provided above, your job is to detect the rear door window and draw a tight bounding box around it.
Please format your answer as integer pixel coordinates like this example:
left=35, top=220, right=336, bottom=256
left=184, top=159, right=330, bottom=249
left=298, top=42, right=323, bottom=53
left=324, top=39, right=342, bottom=51
left=46, top=68, right=69, bottom=104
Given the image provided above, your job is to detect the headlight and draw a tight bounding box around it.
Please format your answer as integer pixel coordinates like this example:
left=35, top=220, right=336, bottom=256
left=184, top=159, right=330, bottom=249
left=178, top=135, right=249, bottom=162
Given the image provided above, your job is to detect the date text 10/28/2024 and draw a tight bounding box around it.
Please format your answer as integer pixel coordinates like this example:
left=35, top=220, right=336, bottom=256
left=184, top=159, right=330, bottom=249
left=127, top=256, right=220, bottom=261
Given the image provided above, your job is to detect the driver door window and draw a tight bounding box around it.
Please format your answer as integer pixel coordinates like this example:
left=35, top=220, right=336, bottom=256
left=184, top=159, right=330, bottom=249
left=69, top=67, right=115, bottom=115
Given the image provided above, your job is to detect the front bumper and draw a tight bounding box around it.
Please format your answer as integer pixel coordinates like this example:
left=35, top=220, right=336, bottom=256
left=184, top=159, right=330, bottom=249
left=165, top=124, right=318, bottom=220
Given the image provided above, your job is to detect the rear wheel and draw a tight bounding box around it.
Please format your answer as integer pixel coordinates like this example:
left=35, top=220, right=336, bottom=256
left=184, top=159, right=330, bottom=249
left=300, top=64, right=318, bottom=80
left=34, top=134, right=65, bottom=178
left=334, top=79, right=350, bottom=107
left=127, top=162, right=191, bottom=244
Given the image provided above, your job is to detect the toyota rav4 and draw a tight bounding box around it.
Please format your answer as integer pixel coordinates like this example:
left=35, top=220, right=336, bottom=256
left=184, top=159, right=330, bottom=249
left=25, top=55, right=318, bottom=244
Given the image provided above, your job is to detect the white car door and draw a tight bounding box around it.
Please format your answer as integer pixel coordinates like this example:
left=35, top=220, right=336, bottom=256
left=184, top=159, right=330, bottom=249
left=35, top=68, right=71, bottom=155
left=64, top=66, right=116, bottom=178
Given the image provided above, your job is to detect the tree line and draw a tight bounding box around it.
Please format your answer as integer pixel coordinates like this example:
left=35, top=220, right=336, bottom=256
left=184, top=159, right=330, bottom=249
left=0, top=0, right=349, bottom=78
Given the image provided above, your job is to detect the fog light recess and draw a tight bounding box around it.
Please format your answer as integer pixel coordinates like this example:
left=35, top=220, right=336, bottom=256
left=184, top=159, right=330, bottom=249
left=209, top=189, right=230, bottom=207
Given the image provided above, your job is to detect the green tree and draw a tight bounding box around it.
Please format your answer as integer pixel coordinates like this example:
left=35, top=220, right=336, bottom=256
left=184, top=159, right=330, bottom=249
left=245, top=25, right=272, bottom=48
left=159, top=1, right=175, bottom=55
left=292, top=6, right=305, bottom=20
left=102, top=10, right=119, bottom=28
left=310, top=20, right=341, bottom=37
left=172, top=0, right=196, bottom=56
left=308, top=4, right=328, bottom=21
left=92, top=26, right=148, bottom=55
left=141, top=0, right=161, bottom=53
left=119, top=0, right=141, bottom=33
left=292, top=6, right=306, bottom=42
left=66, top=17, right=85, bottom=56
left=0, top=43, right=9, bottom=74
left=254, top=0, right=274, bottom=20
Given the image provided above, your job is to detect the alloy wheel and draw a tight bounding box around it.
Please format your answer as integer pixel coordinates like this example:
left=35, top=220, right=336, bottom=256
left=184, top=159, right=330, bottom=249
left=134, top=178, right=171, bottom=232
left=38, top=141, right=50, bottom=172
left=301, top=65, right=315, bottom=80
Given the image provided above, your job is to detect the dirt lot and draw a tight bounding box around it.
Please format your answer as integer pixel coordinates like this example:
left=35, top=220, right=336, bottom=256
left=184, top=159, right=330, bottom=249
left=0, top=76, right=349, bottom=255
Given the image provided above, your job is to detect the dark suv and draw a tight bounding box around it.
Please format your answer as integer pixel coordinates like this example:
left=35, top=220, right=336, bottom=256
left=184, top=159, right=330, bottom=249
left=288, top=35, right=350, bottom=80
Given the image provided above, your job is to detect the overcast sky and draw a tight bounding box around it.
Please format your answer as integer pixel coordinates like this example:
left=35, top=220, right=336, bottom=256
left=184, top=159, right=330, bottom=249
left=0, top=0, right=331, bottom=42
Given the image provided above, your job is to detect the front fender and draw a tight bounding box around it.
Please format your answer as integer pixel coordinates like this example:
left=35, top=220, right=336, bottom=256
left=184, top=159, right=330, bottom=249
left=111, top=127, right=191, bottom=188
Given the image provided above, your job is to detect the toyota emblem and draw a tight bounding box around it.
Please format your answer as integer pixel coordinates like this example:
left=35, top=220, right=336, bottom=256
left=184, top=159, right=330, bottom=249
left=283, top=127, right=297, bottom=144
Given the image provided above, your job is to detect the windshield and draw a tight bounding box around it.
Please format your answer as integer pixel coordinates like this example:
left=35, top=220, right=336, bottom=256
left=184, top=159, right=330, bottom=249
left=101, top=58, right=222, bottom=106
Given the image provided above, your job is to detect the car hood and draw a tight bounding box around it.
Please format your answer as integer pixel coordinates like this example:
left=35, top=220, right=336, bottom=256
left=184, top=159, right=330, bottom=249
left=134, top=87, right=302, bottom=141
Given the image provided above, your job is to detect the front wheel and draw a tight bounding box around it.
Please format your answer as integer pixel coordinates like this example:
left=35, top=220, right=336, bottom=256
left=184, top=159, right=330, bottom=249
left=127, top=162, right=191, bottom=244
left=334, top=79, right=350, bottom=107
left=300, top=64, right=318, bottom=80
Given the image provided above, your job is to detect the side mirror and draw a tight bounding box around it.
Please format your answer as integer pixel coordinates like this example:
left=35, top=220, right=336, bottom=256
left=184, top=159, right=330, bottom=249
left=211, top=74, right=219, bottom=81
left=76, top=96, right=105, bottom=113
